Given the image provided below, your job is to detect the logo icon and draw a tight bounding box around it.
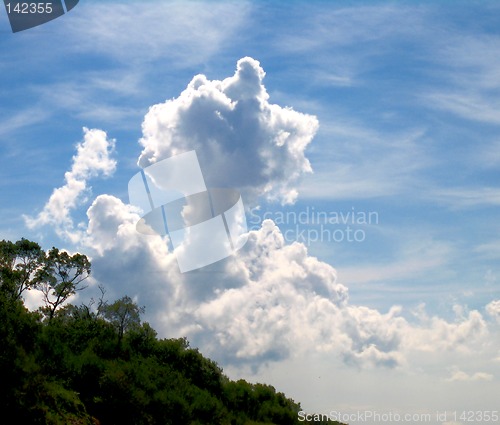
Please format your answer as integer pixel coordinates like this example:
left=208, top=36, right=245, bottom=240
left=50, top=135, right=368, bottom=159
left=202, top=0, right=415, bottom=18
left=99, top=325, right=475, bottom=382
left=128, top=151, right=248, bottom=272
left=4, top=1, right=79, bottom=33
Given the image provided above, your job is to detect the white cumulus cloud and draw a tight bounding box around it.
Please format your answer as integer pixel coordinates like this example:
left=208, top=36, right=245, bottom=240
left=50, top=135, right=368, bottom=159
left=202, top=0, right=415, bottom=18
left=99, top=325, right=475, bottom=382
left=138, top=57, right=318, bottom=205
left=446, top=366, right=494, bottom=382
left=24, top=128, right=116, bottom=242
left=79, top=208, right=495, bottom=372
left=486, top=299, right=500, bottom=322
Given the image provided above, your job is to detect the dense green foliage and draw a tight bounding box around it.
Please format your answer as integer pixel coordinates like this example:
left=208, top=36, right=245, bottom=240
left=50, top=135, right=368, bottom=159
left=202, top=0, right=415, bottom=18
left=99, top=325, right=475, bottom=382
left=0, top=239, right=343, bottom=425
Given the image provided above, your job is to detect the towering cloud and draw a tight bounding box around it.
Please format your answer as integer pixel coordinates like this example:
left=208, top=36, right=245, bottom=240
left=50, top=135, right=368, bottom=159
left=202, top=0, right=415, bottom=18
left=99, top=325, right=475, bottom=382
left=138, top=57, right=318, bottom=205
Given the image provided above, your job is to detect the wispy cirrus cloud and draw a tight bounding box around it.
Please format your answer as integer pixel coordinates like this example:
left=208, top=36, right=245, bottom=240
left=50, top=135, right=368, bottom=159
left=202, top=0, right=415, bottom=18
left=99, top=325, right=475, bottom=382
left=428, top=187, right=500, bottom=209
left=339, top=237, right=452, bottom=285
left=275, top=4, right=429, bottom=82
left=0, top=106, right=50, bottom=138
left=66, top=1, right=251, bottom=66
left=299, top=120, right=429, bottom=200
left=422, top=33, right=500, bottom=125
left=424, top=91, right=500, bottom=125
left=33, top=77, right=144, bottom=126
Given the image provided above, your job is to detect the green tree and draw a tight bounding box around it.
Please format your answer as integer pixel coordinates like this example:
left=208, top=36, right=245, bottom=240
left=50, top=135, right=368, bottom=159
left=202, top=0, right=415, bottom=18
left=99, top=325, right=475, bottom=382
left=0, top=289, right=41, bottom=419
left=103, top=295, right=145, bottom=342
left=0, top=238, right=45, bottom=299
left=36, top=248, right=91, bottom=320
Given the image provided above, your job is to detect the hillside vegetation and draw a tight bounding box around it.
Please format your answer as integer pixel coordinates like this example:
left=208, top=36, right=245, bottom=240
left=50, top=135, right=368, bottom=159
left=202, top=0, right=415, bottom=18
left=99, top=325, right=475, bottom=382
left=0, top=238, right=343, bottom=425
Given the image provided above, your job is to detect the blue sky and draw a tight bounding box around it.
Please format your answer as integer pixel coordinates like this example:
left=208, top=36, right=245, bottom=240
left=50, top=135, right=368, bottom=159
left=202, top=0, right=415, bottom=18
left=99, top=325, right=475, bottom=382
left=1, top=1, right=500, bottom=422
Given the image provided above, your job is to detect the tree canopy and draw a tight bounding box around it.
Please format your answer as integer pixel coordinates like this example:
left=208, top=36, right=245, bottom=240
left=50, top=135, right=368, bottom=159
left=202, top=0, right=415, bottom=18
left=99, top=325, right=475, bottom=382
left=0, top=238, right=343, bottom=425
